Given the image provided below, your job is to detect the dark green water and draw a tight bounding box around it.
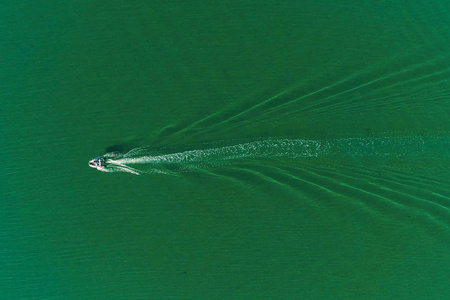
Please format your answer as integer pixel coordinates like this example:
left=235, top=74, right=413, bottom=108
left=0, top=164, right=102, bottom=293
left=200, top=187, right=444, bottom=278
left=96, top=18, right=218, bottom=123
left=2, top=1, right=450, bottom=298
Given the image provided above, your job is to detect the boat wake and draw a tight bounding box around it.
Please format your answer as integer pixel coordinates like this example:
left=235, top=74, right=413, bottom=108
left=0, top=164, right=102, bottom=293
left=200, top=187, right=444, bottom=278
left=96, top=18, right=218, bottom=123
left=89, top=135, right=449, bottom=175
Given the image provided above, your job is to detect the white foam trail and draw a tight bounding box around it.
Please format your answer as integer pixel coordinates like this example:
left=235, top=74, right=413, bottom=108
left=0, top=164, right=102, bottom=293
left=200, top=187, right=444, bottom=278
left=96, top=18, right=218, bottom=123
left=96, top=163, right=141, bottom=175
left=118, top=140, right=323, bottom=164
left=96, top=136, right=449, bottom=175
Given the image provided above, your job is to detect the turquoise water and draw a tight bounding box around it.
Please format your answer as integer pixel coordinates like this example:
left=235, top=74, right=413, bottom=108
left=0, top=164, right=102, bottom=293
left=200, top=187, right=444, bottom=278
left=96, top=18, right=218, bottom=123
left=2, top=1, right=450, bottom=298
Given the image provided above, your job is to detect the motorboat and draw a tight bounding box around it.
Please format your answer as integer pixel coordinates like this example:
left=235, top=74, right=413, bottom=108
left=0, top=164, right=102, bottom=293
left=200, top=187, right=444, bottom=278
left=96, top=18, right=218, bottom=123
left=88, top=156, right=106, bottom=169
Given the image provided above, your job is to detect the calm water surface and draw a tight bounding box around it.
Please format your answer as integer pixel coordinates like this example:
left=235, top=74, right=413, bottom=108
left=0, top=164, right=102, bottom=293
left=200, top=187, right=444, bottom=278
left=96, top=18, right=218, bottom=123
left=1, top=1, right=450, bottom=299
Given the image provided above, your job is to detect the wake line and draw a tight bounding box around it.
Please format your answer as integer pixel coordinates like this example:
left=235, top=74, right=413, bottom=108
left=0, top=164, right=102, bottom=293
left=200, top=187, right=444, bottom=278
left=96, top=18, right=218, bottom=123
left=96, top=136, right=449, bottom=175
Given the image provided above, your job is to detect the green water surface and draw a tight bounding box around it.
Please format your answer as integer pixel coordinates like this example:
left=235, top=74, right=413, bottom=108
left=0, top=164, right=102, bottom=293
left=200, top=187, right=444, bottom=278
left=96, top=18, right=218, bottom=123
left=1, top=1, right=450, bottom=299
